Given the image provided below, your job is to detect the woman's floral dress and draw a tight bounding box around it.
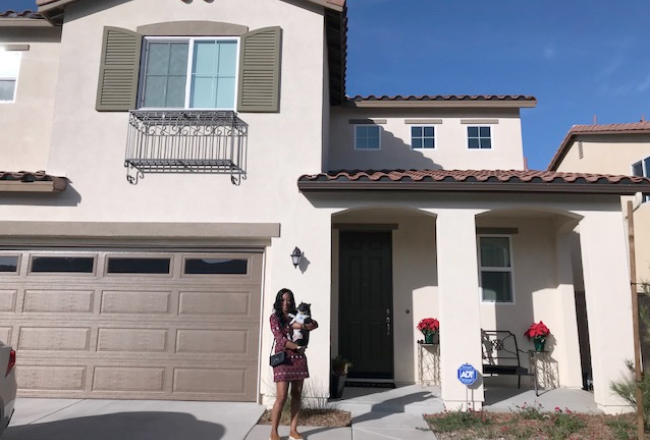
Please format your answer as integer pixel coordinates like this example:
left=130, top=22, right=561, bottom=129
left=270, top=313, right=309, bottom=382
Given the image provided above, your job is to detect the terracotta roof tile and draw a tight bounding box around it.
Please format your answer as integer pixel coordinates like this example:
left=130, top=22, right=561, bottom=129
left=298, top=169, right=650, bottom=195
left=0, top=10, right=44, bottom=19
left=348, top=95, right=536, bottom=102
left=548, top=122, right=650, bottom=171
left=0, top=171, right=67, bottom=192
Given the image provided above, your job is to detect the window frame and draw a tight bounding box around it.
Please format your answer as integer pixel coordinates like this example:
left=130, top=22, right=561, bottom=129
left=354, top=125, right=381, bottom=151
left=137, top=36, right=241, bottom=111
left=631, top=157, right=650, bottom=203
left=477, top=234, right=515, bottom=304
left=0, top=51, right=21, bottom=104
left=410, top=125, right=436, bottom=150
left=467, top=125, right=493, bottom=150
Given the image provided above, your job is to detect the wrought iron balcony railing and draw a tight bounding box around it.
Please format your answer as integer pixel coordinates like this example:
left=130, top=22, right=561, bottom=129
left=125, top=110, right=248, bottom=184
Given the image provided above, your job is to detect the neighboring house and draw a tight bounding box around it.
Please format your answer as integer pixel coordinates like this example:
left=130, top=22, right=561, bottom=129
left=0, top=0, right=648, bottom=413
left=548, top=121, right=650, bottom=282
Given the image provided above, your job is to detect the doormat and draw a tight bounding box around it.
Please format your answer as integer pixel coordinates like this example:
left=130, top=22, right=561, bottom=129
left=345, top=381, right=396, bottom=389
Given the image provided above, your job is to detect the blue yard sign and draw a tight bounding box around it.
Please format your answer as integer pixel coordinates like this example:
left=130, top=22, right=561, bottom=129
left=457, top=363, right=478, bottom=386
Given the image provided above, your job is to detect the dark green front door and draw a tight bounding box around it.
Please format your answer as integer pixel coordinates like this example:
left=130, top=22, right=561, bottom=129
left=339, top=231, right=394, bottom=379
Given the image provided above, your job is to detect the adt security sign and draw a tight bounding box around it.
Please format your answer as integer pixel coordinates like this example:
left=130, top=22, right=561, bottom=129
left=457, top=363, right=478, bottom=386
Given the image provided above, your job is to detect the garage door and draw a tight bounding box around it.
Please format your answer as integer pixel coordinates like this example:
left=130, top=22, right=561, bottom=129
left=0, top=249, right=263, bottom=401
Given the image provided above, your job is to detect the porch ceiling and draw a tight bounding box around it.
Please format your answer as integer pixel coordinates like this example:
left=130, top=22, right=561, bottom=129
left=298, top=169, right=650, bottom=195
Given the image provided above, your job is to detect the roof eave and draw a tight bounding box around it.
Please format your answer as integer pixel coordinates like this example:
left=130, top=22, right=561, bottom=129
left=298, top=180, right=647, bottom=195
left=343, top=100, right=537, bottom=109
left=0, top=18, right=53, bottom=27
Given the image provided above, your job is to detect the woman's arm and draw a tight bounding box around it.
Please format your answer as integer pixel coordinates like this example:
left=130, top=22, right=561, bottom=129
left=304, top=320, right=318, bottom=331
left=271, top=314, right=303, bottom=351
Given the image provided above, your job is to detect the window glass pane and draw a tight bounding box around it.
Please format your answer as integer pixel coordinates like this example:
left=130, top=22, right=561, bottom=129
left=191, top=76, right=215, bottom=108
left=482, top=271, right=512, bottom=302
left=217, top=41, right=237, bottom=75
left=357, top=138, right=368, bottom=149
left=147, top=43, right=171, bottom=75
left=107, top=258, right=170, bottom=274
left=184, top=258, right=247, bottom=275
left=193, top=41, right=216, bottom=75
left=480, top=237, right=511, bottom=267
left=412, top=127, right=422, bottom=137
left=644, top=158, right=650, bottom=178
left=367, top=137, right=379, bottom=149
left=0, top=52, right=20, bottom=77
left=166, top=75, right=187, bottom=107
left=468, top=127, right=479, bottom=137
left=31, top=257, right=94, bottom=273
left=215, top=76, right=235, bottom=108
left=481, top=138, right=492, bottom=149
left=412, top=138, right=423, bottom=149
left=423, top=137, right=434, bottom=148
left=424, top=127, right=435, bottom=137
left=0, top=256, right=18, bottom=273
left=468, top=138, right=480, bottom=149
left=367, top=126, right=380, bottom=137
left=169, top=43, right=189, bottom=75
left=480, top=126, right=491, bottom=137
left=632, top=161, right=643, bottom=176
left=0, top=80, right=16, bottom=101
left=357, top=126, right=368, bottom=137
left=143, top=76, right=166, bottom=108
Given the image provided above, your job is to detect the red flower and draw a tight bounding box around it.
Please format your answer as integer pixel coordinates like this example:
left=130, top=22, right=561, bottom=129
left=417, top=317, right=440, bottom=334
left=524, top=321, right=551, bottom=340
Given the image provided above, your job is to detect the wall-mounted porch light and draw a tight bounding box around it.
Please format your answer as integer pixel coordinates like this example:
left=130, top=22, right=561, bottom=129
left=291, top=247, right=302, bottom=268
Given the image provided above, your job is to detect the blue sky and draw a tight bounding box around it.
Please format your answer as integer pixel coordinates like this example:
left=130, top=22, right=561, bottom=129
left=5, top=0, right=650, bottom=170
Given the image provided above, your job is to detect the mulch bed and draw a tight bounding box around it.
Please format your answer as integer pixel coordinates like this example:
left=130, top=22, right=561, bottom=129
left=258, top=408, right=352, bottom=427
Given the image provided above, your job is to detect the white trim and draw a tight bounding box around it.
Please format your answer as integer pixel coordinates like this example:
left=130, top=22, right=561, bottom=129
left=410, top=124, right=436, bottom=150
left=353, top=125, right=382, bottom=151
left=138, top=36, right=240, bottom=111
left=477, top=234, right=515, bottom=304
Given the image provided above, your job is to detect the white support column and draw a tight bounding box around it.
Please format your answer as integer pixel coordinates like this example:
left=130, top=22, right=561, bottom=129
left=554, top=230, right=583, bottom=388
left=579, top=210, right=635, bottom=413
left=435, top=210, right=484, bottom=410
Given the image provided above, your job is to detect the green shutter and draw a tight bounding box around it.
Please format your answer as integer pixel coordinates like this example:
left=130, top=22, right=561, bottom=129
left=237, top=26, right=282, bottom=113
left=96, top=27, right=142, bottom=112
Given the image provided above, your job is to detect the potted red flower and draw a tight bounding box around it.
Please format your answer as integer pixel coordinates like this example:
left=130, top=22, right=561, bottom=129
left=417, top=317, right=440, bottom=344
left=524, top=321, right=551, bottom=352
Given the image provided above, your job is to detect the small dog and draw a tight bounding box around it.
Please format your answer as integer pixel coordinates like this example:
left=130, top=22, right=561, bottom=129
left=289, top=302, right=313, bottom=347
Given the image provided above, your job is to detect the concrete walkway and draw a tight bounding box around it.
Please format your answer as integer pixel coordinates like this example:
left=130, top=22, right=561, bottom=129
left=5, top=385, right=604, bottom=440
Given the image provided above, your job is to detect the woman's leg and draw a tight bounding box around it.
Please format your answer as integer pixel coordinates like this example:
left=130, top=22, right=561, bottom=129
left=270, top=381, right=289, bottom=440
left=289, top=379, right=304, bottom=438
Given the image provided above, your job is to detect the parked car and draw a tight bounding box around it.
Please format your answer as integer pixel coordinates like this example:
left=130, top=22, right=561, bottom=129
left=0, top=343, right=15, bottom=435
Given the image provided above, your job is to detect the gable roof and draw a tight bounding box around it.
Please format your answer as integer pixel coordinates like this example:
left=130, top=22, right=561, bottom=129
left=298, top=169, right=650, bottom=195
left=548, top=121, right=650, bottom=171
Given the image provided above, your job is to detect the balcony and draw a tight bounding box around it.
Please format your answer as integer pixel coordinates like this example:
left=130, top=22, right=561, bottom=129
left=125, top=110, right=248, bottom=184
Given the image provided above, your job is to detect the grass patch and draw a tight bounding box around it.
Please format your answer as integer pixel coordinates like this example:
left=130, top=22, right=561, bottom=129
left=425, top=406, right=648, bottom=440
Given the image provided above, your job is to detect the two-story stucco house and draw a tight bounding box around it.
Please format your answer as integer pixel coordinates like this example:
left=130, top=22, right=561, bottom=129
left=1, top=0, right=649, bottom=413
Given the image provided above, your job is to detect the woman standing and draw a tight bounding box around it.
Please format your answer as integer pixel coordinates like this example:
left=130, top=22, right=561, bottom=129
left=269, top=288, right=319, bottom=440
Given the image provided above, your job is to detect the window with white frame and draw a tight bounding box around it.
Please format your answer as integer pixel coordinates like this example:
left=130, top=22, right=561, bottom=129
left=411, top=126, right=435, bottom=149
left=479, top=236, right=513, bottom=302
left=355, top=125, right=381, bottom=150
left=632, top=157, right=650, bottom=202
left=467, top=126, right=492, bottom=149
left=0, top=52, right=21, bottom=103
left=139, top=38, right=238, bottom=109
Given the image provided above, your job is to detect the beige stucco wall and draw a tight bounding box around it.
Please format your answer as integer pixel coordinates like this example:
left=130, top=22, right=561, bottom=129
left=328, top=107, right=525, bottom=171
left=554, top=135, right=650, bottom=282
left=0, top=27, right=61, bottom=171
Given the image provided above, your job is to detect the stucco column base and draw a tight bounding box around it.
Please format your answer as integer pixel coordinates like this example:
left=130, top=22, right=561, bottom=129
left=444, top=399, right=484, bottom=412
left=597, top=404, right=635, bottom=415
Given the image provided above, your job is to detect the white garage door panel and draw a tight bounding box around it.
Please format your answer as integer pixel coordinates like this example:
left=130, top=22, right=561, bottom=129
left=0, top=250, right=263, bottom=401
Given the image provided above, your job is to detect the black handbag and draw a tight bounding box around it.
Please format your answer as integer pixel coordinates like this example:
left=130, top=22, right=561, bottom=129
left=269, top=338, right=287, bottom=367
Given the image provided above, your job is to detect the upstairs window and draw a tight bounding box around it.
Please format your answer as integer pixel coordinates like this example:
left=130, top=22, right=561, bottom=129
left=468, top=126, right=492, bottom=149
left=355, top=125, right=381, bottom=150
left=479, top=236, right=513, bottom=303
left=411, top=126, right=435, bottom=149
left=632, top=157, right=650, bottom=202
left=139, top=38, right=238, bottom=109
left=0, top=52, right=21, bottom=103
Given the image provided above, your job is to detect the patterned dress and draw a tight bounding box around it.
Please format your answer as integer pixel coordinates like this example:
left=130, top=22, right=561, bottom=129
left=270, top=313, right=309, bottom=382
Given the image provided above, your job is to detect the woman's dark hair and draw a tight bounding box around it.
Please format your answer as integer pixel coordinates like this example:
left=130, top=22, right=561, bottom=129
left=273, top=288, right=296, bottom=326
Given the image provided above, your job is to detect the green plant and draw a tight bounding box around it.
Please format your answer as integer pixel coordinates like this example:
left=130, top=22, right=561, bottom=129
left=426, top=409, right=492, bottom=433
left=543, top=411, right=586, bottom=440
left=514, top=401, right=546, bottom=420
left=332, top=355, right=353, bottom=375
left=610, top=279, right=650, bottom=429
left=605, top=418, right=634, bottom=440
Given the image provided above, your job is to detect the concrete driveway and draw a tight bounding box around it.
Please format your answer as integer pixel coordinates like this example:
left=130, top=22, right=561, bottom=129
left=4, top=398, right=265, bottom=440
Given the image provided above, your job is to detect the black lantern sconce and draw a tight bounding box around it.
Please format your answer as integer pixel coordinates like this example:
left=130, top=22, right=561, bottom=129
left=291, top=247, right=302, bottom=268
